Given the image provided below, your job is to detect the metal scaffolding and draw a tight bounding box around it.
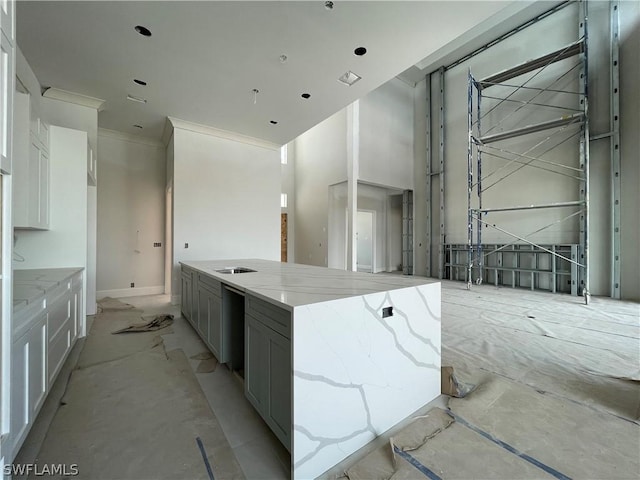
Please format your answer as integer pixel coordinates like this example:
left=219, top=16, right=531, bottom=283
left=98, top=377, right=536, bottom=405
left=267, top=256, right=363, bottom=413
left=466, top=2, right=591, bottom=303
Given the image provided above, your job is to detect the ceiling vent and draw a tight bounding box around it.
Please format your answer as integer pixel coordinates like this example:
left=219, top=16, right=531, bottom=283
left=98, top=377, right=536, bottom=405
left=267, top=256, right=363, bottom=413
left=337, top=71, right=361, bottom=86
left=127, top=94, right=147, bottom=104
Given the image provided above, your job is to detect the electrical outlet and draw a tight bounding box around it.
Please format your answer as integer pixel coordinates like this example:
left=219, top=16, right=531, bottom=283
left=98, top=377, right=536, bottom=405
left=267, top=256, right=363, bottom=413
left=130, top=282, right=135, bottom=288
left=153, top=242, right=162, bottom=247
left=185, top=243, right=189, bottom=248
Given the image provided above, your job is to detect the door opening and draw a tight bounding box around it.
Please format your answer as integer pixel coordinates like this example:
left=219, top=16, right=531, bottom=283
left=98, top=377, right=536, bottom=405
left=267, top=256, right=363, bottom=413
left=356, top=210, right=375, bottom=273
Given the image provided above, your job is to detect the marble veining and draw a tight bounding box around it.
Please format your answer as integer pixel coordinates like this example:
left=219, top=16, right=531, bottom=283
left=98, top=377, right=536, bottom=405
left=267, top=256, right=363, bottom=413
left=292, top=283, right=441, bottom=479
left=13, top=268, right=84, bottom=312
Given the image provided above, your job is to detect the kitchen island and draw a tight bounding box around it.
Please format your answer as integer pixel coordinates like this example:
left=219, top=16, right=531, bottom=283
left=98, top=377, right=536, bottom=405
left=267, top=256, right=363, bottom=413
left=180, top=259, right=440, bottom=479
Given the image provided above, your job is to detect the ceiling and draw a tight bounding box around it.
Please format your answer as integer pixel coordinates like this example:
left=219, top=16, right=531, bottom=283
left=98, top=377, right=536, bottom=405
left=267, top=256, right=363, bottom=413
left=16, top=1, right=548, bottom=145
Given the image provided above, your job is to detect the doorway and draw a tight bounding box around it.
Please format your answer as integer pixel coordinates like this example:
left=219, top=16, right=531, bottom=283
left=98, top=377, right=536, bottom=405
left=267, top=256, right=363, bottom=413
left=164, top=183, right=173, bottom=296
left=356, top=210, right=375, bottom=273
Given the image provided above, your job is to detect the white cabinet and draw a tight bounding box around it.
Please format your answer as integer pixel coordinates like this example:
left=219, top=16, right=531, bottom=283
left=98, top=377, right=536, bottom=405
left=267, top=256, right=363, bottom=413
left=0, top=0, right=14, bottom=42
left=10, top=313, right=47, bottom=454
left=10, top=269, right=83, bottom=460
left=0, top=28, right=14, bottom=174
left=87, top=141, right=96, bottom=186
left=13, top=91, right=50, bottom=229
left=27, top=139, right=49, bottom=229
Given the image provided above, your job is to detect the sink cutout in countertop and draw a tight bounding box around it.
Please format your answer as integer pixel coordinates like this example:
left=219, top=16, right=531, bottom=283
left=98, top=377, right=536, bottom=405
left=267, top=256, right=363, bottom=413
left=215, top=267, right=257, bottom=274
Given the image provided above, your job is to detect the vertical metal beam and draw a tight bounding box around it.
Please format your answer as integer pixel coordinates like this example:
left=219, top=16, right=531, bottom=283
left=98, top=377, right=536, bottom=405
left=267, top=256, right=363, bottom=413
left=476, top=76, right=483, bottom=285
left=425, top=74, right=432, bottom=277
left=438, top=67, right=446, bottom=280
left=578, top=0, right=590, bottom=304
left=467, top=70, right=473, bottom=289
left=402, top=190, right=414, bottom=275
left=610, top=0, right=621, bottom=299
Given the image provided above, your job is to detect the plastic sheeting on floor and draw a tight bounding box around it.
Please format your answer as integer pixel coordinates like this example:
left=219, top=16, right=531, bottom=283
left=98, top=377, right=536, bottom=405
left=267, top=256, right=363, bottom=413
left=341, top=281, right=640, bottom=480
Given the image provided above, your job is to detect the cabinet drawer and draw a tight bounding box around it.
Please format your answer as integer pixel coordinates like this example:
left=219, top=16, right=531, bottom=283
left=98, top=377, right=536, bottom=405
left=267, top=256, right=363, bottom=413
left=246, top=296, right=291, bottom=340
left=48, top=297, right=71, bottom=342
left=197, top=273, right=220, bottom=296
left=48, top=324, right=71, bottom=385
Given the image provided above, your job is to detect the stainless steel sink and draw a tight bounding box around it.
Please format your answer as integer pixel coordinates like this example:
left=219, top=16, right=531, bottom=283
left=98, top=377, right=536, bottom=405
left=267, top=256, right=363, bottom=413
left=215, top=267, right=257, bottom=274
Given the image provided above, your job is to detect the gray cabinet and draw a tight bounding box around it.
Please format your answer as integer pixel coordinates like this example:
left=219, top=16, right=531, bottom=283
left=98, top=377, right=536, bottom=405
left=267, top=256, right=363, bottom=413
left=180, top=267, right=194, bottom=324
left=197, top=280, right=224, bottom=362
left=245, top=296, right=292, bottom=451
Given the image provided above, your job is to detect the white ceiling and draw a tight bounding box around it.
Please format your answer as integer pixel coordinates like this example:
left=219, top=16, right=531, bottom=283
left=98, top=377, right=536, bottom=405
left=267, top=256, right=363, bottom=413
left=16, top=1, right=545, bottom=145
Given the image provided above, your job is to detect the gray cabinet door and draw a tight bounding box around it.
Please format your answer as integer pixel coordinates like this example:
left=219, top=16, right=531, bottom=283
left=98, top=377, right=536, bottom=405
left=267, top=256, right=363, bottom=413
left=266, top=329, right=291, bottom=450
left=207, top=293, right=223, bottom=362
left=244, top=310, right=291, bottom=452
left=181, top=270, right=192, bottom=323
left=245, top=314, right=269, bottom=412
left=197, top=286, right=210, bottom=342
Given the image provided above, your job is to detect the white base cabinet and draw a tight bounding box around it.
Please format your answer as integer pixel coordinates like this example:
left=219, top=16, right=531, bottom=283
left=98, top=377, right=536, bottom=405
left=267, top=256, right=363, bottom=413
left=10, top=269, right=83, bottom=461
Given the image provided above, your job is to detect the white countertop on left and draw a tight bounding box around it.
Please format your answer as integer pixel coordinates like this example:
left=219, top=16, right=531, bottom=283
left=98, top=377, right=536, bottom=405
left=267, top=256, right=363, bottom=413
left=181, top=259, right=436, bottom=310
left=13, top=268, right=84, bottom=311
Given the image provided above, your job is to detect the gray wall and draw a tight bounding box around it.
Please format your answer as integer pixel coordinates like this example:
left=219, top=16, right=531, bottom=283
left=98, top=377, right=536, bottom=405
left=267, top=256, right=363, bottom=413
left=96, top=131, right=166, bottom=296
left=171, top=127, right=281, bottom=299
left=413, top=1, right=639, bottom=299
left=619, top=0, right=640, bottom=301
left=293, top=79, right=414, bottom=268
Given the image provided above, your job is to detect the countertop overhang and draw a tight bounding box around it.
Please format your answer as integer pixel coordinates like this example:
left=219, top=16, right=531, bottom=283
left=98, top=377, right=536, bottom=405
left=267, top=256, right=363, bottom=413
left=180, top=259, right=437, bottom=310
left=13, top=267, right=84, bottom=312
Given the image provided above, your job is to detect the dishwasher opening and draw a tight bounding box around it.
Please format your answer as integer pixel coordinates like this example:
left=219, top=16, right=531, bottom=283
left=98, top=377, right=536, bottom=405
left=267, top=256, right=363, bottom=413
left=223, top=285, right=245, bottom=378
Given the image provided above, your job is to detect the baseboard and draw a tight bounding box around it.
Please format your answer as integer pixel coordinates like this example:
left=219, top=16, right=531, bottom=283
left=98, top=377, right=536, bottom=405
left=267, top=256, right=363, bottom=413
left=97, top=286, right=165, bottom=299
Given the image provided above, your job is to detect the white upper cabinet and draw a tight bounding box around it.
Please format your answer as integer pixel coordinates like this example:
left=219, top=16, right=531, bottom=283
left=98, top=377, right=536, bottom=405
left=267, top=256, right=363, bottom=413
left=0, top=28, right=14, bottom=174
left=13, top=91, right=50, bottom=230
left=0, top=0, right=14, bottom=43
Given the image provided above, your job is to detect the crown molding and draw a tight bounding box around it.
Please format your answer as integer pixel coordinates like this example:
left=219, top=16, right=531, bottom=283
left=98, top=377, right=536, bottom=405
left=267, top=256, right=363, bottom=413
left=42, top=87, right=105, bottom=110
left=161, top=117, right=174, bottom=147
left=98, top=128, right=164, bottom=148
left=167, top=116, right=281, bottom=151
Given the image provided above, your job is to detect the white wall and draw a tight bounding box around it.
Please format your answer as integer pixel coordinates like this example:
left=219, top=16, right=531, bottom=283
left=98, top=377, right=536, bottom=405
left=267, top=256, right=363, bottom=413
left=96, top=130, right=166, bottom=298
left=171, top=126, right=280, bottom=299
left=359, top=78, right=414, bottom=190
left=294, top=110, right=348, bottom=267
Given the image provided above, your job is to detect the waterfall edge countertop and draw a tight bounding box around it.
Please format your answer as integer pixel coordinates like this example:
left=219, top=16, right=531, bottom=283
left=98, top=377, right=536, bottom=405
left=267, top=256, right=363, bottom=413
left=180, top=259, right=437, bottom=310
left=13, top=268, right=84, bottom=312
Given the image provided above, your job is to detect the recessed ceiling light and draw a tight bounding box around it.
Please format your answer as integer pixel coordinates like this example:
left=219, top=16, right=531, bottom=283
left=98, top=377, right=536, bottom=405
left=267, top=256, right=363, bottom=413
left=301, top=93, right=311, bottom=99
left=337, top=71, right=361, bottom=86
left=133, top=124, right=143, bottom=129
left=133, top=79, right=147, bottom=86
left=270, top=120, right=278, bottom=125
left=135, top=25, right=152, bottom=37
left=354, top=47, right=367, bottom=56
left=127, top=94, right=147, bottom=104
left=279, top=55, right=288, bottom=63
left=324, top=1, right=334, bottom=10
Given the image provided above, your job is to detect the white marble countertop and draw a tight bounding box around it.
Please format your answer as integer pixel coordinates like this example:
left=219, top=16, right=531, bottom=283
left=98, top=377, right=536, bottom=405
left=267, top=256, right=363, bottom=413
left=13, top=268, right=84, bottom=311
left=180, top=259, right=436, bottom=310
